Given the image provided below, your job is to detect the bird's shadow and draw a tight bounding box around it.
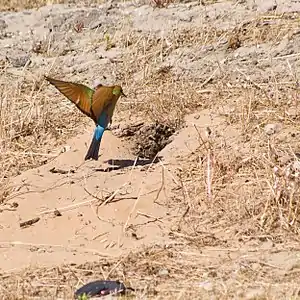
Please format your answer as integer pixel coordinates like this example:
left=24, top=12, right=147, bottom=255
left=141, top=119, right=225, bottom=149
left=95, top=157, right=161, bottom=172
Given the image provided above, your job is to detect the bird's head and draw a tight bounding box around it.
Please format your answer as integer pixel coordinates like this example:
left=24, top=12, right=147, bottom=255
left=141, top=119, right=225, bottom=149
left=113, top=85, right=127, bottom=98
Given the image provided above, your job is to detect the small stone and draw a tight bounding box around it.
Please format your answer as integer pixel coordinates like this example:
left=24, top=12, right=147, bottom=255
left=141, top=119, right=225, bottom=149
left=54, top=209, right=62, bottom=217
left=0, top=19, right=7, bottom=31
left=264, top=123, right=282, bottom=136
left=62, top=145, right=71, bottom=153
left=251, top=263, right=260, bottom=271
left=292, top=161, right=300, bottom=173
left=266, top=3, right=277, bottom=12
left=179, top=16, right=193, bottom=22
left=158, top=268, right=169, bottom=277
left=32, top=40, right=46, bottom=54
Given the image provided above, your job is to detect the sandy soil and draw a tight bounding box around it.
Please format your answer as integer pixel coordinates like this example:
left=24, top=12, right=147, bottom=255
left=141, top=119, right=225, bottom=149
left=1, top=0, right=300, bottom=299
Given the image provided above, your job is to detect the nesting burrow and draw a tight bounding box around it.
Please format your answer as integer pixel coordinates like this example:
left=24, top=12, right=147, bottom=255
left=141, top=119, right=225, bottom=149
left=113, top=122, right=175, bottom=159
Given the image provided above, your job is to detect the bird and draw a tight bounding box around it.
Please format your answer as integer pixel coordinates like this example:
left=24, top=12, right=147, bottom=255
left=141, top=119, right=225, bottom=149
left=44, top=76, right=126, bottom=161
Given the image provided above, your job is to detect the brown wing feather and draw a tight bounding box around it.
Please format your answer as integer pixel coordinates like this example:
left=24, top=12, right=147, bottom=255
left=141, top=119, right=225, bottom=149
left=91, top=86, right=121, bottom=125
left=45, top=76, right=94, bottom=120
left=91, top=87, right=114, bottom=120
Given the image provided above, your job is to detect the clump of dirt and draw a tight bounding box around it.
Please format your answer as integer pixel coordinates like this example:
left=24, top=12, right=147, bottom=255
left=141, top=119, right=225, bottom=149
left=113, top=122, right=175, bottom=159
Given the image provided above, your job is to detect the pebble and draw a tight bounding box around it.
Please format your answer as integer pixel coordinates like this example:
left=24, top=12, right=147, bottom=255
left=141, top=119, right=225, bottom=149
left=264, top=123, right=282, bottom=136
left=158, top=268, right=169, bottom=277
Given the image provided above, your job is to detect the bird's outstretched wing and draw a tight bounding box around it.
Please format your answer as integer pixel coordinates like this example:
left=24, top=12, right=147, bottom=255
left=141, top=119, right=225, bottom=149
left=45, top=76, right=95, bottom=120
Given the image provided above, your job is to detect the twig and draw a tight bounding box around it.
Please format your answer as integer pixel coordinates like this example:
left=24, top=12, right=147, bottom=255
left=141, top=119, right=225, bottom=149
left=137, top=211, right=163, bottom=223
left=154, top=165, right=165, bottom=203
left=96, top=183, right=129, bottom=216
left=19, top=217, right=40, bottom=228
left=39, top=199, right=97, bottom=215
left=49, top=167, right=75, bottom=174
left=199, top=67, right=219, bottom=88
left=39, top=190, right=137, bottom=217
left=260, top=52, right=300, bottom=61
left=0, top=241, right=117, bottom=257
left=92, top=232, right=109, bottom=241
left=206, top=128, right=212, bottom=201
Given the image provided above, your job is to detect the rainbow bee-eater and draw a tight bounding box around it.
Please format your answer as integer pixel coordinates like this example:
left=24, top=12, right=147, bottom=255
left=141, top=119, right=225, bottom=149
left=45, top=76, right=126, bottom=161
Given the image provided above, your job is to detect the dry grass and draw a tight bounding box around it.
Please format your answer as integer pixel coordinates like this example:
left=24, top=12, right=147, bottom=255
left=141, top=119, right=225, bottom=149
left=116, top=29, right=221, bottom=127
left=0, top=0, right=111, bottom=11
left=114, top=10, right=300, bottom=298
left=1, top=1, right=300, bottom=298
left=1, top=243, right=300, bottom=299
left=0, top=69, right=88, bottom=190
left=0, top=0, right=179, bottom=12
left=0, top=0, right=65, bottom=11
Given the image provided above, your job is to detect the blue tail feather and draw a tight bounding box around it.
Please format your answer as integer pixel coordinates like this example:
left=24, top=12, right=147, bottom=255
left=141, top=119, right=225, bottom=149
left=85, top=125, right=105, bottom=161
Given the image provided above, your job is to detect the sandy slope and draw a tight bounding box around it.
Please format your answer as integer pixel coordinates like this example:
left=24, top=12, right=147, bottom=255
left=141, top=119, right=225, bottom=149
left=0, top=110, right=220, bottom=270
left=1, top=0, right=300, bottom=298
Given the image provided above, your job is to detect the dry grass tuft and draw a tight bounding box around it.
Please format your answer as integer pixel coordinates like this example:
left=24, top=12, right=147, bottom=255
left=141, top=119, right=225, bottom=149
left=1, top=243, right=300, bottom=299
left=171, top=71, right=300, bottom=241
left=0, top=0, right=64, bottom=11
left=116, top=29, right=221, bottom=128
left=236, top=13, right=300, bottom=46
left=0, top=0, right=109, bottom=11
left=150, top=0, right=174, bottom=8
left=0, top=70, right=88, bottom=195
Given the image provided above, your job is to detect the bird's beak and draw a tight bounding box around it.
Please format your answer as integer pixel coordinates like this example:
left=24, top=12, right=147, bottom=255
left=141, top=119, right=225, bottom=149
left=121, top=91, right=127, bottom=97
